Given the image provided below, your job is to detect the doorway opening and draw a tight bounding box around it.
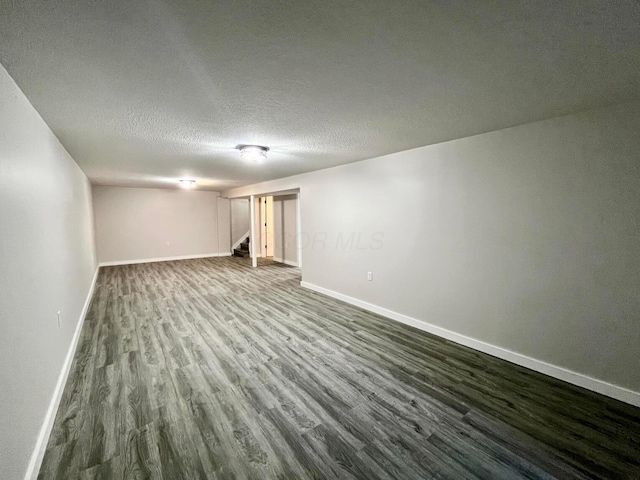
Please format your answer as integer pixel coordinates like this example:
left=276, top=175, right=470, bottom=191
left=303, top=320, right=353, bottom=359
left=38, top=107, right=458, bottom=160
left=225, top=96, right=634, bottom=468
left=244, top=190, right=301, bottom=269
left=230, top=198, right=251, bottom=258
left=271, top=194, right=299, bottom=267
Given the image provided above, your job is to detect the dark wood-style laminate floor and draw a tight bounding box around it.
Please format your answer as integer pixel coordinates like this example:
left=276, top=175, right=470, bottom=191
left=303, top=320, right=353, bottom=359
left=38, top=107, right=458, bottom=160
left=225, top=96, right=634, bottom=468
left=39, top=257, right=640, bottom=479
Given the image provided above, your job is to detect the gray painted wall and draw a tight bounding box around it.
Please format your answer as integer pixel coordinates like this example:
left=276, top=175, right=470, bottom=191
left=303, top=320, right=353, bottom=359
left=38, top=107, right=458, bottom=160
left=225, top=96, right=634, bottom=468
left=225, top=101, right=640, bottom=395
left=231, top=198, right=250, bottom=247
left=273, top=195, right=298, bottom=266
left=93, top=186, right=228, bottom=264
left=0, top=64, right=97, bottom=480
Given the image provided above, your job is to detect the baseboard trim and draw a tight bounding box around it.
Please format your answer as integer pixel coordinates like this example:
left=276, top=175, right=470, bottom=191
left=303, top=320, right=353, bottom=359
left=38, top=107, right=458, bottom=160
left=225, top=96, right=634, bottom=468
left=273, top=257, right=299, bottom=267
left=25, top=266, right=100, bottom=480
left=99, top=252, right=231, bottom=267
left=300, top=281, right=640, bottom=408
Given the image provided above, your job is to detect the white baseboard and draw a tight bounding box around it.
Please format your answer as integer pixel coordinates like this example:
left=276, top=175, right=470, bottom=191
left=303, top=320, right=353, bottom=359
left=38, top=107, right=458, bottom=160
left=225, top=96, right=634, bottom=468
left=232, top=230, right=251, bottom=251
left=99, top=252, right=231, bottom=267
left=25, top=267, right=100, bottom=480
left=300, top=281, right=640, bottom=408
left=273, top=257, right=299, bottom=267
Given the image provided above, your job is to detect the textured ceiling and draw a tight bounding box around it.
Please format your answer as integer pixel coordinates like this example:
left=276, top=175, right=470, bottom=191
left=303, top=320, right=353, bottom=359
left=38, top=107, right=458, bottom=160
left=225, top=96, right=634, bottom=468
left=1, top=0, right=639, bottom=191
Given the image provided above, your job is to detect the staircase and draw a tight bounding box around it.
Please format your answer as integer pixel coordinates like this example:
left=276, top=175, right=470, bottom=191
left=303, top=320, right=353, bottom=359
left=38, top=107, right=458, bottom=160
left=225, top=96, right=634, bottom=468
left=233, top=237, right=250, bottom=258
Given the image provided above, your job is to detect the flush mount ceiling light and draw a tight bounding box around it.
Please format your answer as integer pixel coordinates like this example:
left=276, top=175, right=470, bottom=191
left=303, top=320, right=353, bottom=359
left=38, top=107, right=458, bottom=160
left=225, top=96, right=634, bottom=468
left=179, top=179, right=196, bottom=188
left=237, top=144, right=269, bottom=162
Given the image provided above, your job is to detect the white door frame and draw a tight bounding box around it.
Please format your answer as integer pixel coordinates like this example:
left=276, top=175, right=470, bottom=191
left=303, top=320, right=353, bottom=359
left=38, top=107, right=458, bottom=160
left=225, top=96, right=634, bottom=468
left=249, top=194, right=257, bottom=268
left=296, top=192, right=302, bottom=269
left=246, top=189, right=300, bottom=269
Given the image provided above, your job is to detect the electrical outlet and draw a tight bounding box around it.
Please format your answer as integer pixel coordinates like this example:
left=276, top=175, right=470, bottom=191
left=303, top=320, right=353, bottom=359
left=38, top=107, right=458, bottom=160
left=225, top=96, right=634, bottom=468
left=57, top=311, right=61, bottom=327
left=165, top=241, right=170, bottom=247
left=367, top=272, right=373, bottom=281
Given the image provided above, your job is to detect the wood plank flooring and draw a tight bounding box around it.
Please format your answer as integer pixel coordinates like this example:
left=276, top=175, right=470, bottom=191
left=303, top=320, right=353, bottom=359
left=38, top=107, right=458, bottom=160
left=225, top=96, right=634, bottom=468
left=39, top=257, right=640, bottom=479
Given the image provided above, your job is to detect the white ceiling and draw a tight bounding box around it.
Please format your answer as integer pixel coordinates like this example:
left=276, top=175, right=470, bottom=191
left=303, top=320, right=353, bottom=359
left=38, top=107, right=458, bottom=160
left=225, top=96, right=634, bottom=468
left=1, top=1, right=639, bottom=191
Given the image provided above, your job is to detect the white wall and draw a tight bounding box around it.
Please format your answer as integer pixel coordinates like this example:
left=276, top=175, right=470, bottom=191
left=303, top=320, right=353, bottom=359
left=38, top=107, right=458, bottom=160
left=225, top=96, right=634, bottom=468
left=225, top=101, right=640, bottom=403
left=93, top=186, right=230, bottom=264
left=217, top=197, right=231, bottom=255
left=0, top=64, right=97, bottom=480
left=230, top=198, right=250, bottom=246
left=273, top=195, right=299, bottom=266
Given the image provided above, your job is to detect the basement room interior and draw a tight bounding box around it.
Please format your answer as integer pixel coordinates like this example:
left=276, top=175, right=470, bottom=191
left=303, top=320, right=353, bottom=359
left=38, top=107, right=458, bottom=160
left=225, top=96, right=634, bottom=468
left=1, top=1, right=639, bottom=479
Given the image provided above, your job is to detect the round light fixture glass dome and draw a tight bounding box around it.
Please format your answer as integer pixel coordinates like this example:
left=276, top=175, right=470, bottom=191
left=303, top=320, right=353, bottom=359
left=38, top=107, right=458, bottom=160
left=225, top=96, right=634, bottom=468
left=237, top=144, right=269, bottom=161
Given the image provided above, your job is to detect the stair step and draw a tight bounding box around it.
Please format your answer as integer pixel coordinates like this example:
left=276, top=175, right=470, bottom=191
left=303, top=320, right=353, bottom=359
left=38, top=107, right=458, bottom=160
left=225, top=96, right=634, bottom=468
left=233, top=237, right=250, bottom=258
